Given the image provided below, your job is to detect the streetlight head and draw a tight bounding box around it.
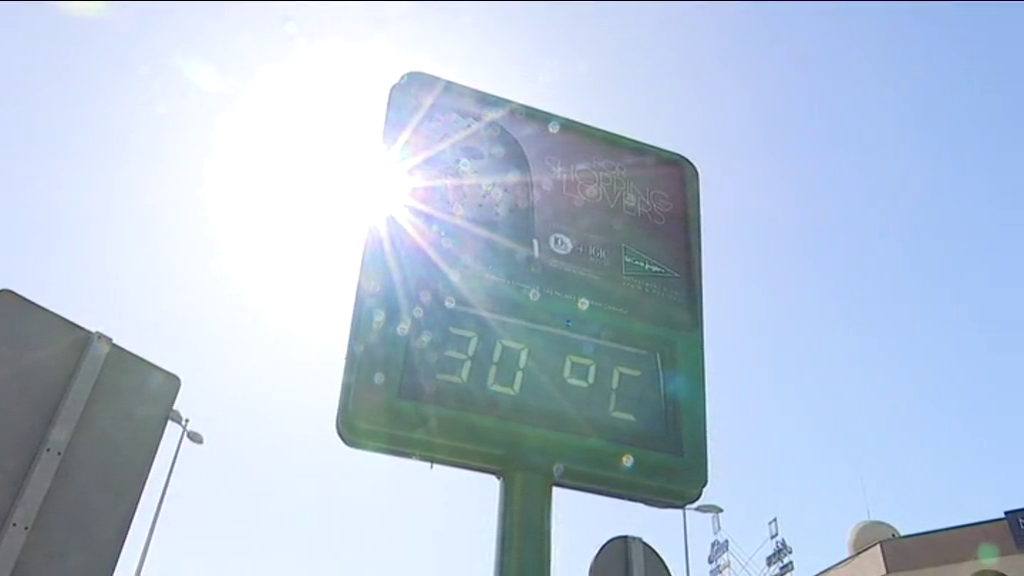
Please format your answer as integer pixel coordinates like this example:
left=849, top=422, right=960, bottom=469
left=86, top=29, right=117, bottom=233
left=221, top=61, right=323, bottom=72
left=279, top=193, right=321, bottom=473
left=168, top=409, right=184, bottom=425
left=693, top=504, right=724, bottom=514
left=186, top=430, right=205, bottom=445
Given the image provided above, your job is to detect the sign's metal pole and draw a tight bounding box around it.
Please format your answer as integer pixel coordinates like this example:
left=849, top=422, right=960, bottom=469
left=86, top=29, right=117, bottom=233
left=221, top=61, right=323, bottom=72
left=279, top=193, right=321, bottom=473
left=495, top=469, right=552, bottom=576
left=682, top=508, right=691, bottom=576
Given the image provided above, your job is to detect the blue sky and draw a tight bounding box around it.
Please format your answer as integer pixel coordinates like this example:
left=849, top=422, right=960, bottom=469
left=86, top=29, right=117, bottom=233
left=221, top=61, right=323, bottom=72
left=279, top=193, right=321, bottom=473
left=2, top=1, right=1022, bottom=575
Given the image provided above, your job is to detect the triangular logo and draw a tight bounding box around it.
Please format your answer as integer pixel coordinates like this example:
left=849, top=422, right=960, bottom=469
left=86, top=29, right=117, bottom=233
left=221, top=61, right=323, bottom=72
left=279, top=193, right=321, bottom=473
left=622, top=244, right=680, bottom=277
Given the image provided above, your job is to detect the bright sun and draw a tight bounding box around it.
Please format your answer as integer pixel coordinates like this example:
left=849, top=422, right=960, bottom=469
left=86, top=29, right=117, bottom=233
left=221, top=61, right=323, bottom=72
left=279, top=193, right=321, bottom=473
left=200, top=39, right=442, bottom=336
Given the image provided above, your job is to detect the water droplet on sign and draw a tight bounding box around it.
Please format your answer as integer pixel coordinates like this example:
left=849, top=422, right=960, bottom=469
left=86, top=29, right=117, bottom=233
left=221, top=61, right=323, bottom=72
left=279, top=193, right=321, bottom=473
left=397, top=323, right=409, bottom=336
left=577, top=298, right=590, bottom=311
left=621, top=454, right=635, bottom=468
left=444, top=296, right=456, bottom=309
left=413, top=306, right=424, bottom=318
left=373, top=372, right=386, bottom=385
left=552, top=463, right=565, bottom=478
left=528, top=289, right=540, bottom=301
left=548, top=121, right=560, bottom=133
left=415, top=332, right=432, bottom=348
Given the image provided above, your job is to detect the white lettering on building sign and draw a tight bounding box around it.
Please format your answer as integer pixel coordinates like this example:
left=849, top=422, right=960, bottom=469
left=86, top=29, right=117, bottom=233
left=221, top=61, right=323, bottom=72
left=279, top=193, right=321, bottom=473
left=709, top=558, right=731, bottom=576
left=708, top=539, right=729, bottom=565
left=766, top=538, right=793, bottom=568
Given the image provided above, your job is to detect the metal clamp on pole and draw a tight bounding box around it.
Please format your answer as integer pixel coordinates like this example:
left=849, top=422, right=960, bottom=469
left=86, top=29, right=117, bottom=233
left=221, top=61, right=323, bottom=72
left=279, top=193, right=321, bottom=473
left=494, top=469, right=553, bottom=576
left=0, top=332, right=113, bottom=576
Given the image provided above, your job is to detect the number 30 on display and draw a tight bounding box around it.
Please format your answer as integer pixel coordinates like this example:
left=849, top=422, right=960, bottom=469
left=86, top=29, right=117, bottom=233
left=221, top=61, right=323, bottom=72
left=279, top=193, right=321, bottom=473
left=433, top=326, right=641, bottom=422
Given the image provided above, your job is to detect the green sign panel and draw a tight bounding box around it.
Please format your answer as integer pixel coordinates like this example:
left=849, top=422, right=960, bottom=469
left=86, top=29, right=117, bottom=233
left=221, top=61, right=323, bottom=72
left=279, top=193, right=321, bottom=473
left=337, top=72, right=707, bottom=508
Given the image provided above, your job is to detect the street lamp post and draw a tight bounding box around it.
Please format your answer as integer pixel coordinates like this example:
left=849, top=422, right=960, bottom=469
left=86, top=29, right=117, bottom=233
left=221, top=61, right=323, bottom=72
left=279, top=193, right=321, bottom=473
left=134, top=408, right=204, bottom=576
left=683, top=503, right=724, bottom=576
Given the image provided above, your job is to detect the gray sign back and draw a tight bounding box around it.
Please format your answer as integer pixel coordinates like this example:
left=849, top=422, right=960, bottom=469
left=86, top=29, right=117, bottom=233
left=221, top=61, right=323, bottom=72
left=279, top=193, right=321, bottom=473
left=0, top=289, right=181, bottom=576
left=590, top=535, right=673, bottom=576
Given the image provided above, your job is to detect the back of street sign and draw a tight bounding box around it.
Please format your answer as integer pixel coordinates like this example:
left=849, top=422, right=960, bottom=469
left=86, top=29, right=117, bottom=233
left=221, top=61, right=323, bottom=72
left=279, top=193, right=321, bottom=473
left=0, top=289, right=181, bottom=576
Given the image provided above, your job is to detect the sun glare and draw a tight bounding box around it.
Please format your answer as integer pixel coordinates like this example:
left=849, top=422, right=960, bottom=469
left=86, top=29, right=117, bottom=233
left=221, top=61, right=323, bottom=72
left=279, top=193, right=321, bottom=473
left=363, top=150, right=422, bottom=225
left=200, top=38, right=446, bottom=337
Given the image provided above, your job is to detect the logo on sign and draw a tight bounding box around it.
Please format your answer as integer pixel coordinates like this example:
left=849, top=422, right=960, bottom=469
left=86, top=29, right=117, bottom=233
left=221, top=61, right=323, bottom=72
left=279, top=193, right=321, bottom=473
left=766, top=539, right=793, bottom=568
left=575, top=242, right=610, bottom=263
left=708, top=539, right=729, bottom=565
left=549, top=233, right=574, bottom=255
left=622, top=245, right=680, bottom=278
left=544, top=156, right=675, bottom=226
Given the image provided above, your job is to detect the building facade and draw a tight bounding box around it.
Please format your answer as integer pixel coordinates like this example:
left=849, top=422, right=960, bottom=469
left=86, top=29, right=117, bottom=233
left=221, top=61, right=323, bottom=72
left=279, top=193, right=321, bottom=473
left=816, top=509, right=1024, bottom=576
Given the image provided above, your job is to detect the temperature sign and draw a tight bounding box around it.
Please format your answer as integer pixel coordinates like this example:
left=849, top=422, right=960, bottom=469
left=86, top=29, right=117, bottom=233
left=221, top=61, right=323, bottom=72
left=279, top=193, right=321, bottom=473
left=337, top=72, right=707, bottom=507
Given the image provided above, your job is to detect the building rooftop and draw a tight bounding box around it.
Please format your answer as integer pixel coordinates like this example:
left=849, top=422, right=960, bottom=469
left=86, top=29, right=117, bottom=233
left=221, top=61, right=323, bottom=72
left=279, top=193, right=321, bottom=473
left=815, top=508, right=1024, bottom=576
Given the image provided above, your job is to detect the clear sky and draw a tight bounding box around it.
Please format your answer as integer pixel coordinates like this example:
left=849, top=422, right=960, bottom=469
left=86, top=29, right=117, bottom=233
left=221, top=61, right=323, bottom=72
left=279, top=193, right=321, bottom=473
left=2, top=1, right=1022, bottom=575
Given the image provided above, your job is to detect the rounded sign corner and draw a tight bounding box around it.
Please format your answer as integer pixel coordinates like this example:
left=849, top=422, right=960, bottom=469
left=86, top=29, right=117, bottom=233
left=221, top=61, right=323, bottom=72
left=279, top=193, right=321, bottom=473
left=335, top=406, right=363, bottom=449
left=394, top=70, right=440, bottom=89
left=667, top=151, right=700, bottom=184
